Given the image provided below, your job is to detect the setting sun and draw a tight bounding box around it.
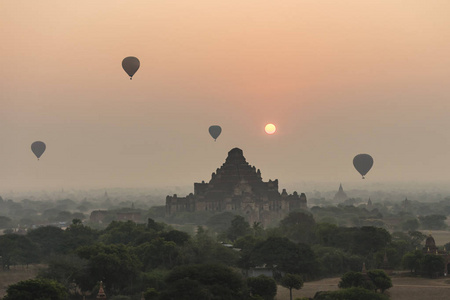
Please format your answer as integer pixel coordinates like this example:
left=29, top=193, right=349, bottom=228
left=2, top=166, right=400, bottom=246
left=264, top=123, right=276, bottom=135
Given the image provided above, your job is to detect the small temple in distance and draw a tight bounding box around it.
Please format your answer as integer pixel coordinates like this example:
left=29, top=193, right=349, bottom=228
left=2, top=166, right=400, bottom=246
left=165, top=148, right=307, bottom=226
left=333, top=183, right=348, bottom=202
left=96, top=281, right=106, bottom=299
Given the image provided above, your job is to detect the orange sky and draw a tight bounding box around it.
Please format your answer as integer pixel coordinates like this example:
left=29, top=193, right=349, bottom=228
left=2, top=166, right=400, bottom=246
left=1, top=1, right=450, bottom=191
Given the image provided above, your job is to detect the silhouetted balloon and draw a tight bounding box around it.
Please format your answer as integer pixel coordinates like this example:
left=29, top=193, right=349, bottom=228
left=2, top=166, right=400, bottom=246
left=31, top=141, right=46, bottom=160
left=353, top=154, right=373, bottom=179
left=209, top=125, right=222, bottom=141
left=122, top=56, right=140, bottom=79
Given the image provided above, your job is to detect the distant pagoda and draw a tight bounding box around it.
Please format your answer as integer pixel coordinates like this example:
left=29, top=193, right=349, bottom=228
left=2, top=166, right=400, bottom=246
left=367, top=198, right=373, bottom=210
left=165, top=148, right=306, bottom=225
left=333, top=184, right=348, bottom=202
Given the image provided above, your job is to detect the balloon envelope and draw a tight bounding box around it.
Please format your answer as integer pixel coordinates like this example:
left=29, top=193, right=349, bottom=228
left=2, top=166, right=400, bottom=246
left=31, top=141, right=46, bottom=159
left=209, top=125, right=222, bottom=141
left=353, top=154, right=373, bottom=179
left=122, top=56, right=140, bottom=79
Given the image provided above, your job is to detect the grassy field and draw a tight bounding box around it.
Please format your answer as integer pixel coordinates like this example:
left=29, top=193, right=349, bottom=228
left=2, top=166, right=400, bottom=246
left=277, top=274, right=450, bottom=300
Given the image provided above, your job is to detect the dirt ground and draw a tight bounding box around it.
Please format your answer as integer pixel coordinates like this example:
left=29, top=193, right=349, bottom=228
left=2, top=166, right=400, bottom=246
left=277, top=275, right=450, bottom=300
left=0, top=265, right=42, bottom=298
left=2, top=266, right=450, bottom=300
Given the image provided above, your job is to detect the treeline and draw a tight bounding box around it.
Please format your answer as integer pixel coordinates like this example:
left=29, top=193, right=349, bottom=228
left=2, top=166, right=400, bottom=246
left=311, top=199, right=450, bottom=230
left=1, top=210, right=447, bottom=299
left=1, top=193, right=450, bottom=232
left=161, top=201, right=449, bottom=233
left=0, top=195, right=156, bottom=230
left=311, top=205, right=449, bottom=231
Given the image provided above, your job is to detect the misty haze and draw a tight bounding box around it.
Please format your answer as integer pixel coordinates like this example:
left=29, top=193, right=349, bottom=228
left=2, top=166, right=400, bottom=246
left=2, top=1, right=450, bottom=300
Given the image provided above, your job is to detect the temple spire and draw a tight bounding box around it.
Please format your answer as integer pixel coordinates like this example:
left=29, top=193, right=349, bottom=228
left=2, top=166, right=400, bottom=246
left=333, top=183, right=348, bottom=202
left=97, top=281, right=106, bottom=299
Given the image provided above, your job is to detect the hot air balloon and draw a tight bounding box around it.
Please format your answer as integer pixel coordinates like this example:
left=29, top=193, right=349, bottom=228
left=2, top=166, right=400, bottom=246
left=31, top=141, right=46, bottom=160
left=209, top=125, right=222, bottom=141
left=122, top=56, right=140, bottom=79
left=353, top=154, right=373, bottom=179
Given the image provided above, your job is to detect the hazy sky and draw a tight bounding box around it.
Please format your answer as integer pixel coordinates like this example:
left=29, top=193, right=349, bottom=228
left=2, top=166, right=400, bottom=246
left=1, top=1, right=450, bottom=192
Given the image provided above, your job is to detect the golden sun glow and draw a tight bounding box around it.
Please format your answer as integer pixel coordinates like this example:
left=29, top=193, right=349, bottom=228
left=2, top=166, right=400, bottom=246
left=264, top=123, right=276, bottom=135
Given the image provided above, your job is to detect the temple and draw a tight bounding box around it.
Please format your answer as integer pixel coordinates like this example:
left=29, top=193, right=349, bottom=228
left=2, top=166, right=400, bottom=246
left=333, top=184, right=348, bottom=202
left=165, top=148, right=307, bottom=225
left=423, top=234, right=450, bottom=276
left=96, top=281, right=106, bottom=299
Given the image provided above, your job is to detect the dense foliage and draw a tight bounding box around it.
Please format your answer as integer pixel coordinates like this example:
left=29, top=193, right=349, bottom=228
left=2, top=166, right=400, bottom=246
left=160, top=264, right=245, bottom=300
left=247, top=275, right=277, bottom=300
left=3, top=278, right=67, bottom=300
left=339, top=270, right=392, bottom=293
left=0, top=200, right=447, bottom=299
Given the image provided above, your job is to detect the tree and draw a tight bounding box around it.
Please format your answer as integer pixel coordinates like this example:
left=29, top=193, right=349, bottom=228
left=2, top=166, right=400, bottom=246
left=328, top=227, right=357, bottom=252
left=279, top=211, right=316, bottom=243
left=247, top=275, right=277, bottom=300
left=280, top=273, right=303, bottom=300
left=226, top=215, right=251, bottom=241
left=338, top=270, right=392, bottom=293
left=367, top=270, right=392, bottom=293
left=351, top=227, right=391, bottom=256
left=250, top=237, right=318, bottom=277
left=313, top=246, right=347, bottom=275
left=420, top=254, right=445, bottom=277
left=408, top=231, right=427, bottom=248
left=390, top=232, right=417, bottom=266
left=139, top=269, right=168, bottom=296
left=134, top=238, right=179, bottom=270
left=143, top=288, right=159, bottom=300
left=181, top=228, right=239, bottom=266
left=401, top=218, right=419, bottom=231
left=338, top=271, right=373, bottom=290
left=72, top=218, right=82, bottom=225
left=100, top=220, right=148, bottom=245
left=252, top=222, right=265, bottom=238
left=27, top=226, right=66, bottom=257
left=160, top=229, right=190, bottom=246
left=160, top=264, right=244, bottom=300
left=3, top=278, right=67, bottom=300
left=234, top=235, right=265, bottom=253
left=401, top=250, right=423, bottom=273
left=52, top=211, right=72, bottom=223
left=76, top=243, right=142, bottom=295
left=39, top=254, right=90, bottom=294
left=315, top=223, right=339, bottom=246
left=147, top=218, right=164, bottom=232
left=42, top=208, right=63, bottom=222
left=0, top=234, right=38, bottom=269
left=235, top=235, right=265, bottom=275
left=419, top=215, right=447, bottom=230
left=62, top=220, right=98, bottom=252
left=445, top=241, right=450, bottom=251
left=205, top=212, right=236, bottom=233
